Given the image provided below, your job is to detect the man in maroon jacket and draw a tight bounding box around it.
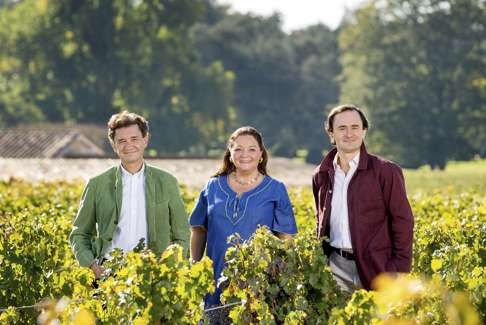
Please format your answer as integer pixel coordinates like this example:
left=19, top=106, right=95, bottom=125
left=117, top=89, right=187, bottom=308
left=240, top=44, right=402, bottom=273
left=312, top=104, right=414, bottom=292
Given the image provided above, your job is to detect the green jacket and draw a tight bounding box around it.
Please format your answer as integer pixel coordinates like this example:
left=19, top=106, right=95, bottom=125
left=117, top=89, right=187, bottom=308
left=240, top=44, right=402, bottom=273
left=69, top=163, right=189, bottom=267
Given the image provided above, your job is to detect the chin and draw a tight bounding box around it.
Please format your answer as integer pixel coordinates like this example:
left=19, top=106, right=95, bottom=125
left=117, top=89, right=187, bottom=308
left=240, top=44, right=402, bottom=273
left=122, top=157, right=143, bottom=164
left=237, top=166, right=257, bottom=172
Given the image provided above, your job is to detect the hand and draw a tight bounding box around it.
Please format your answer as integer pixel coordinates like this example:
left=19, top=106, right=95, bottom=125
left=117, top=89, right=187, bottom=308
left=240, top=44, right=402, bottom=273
left=90, top=262, right=105, bottom=279
left=277, top=232, right=293, bottom=241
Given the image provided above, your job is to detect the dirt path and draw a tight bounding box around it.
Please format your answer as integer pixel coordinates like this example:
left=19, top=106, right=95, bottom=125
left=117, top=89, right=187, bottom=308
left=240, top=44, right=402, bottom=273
left=0, top=158, right=315, bottom=188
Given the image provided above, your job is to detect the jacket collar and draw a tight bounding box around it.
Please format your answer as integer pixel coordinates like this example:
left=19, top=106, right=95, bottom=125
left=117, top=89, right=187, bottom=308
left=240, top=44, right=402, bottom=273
left=114, top=165, right=122, bottom=219
left=318, top=143, right=369, bottom=172
left=114, top=162, right=153, bottom=188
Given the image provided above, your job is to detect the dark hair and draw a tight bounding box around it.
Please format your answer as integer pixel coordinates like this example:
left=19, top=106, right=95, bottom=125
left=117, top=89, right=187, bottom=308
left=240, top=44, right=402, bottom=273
left=107, top=111, right=149, bottom=142
left=325, top=104, right=369, bottom=145
left=214, top=126, right=268, bottom=177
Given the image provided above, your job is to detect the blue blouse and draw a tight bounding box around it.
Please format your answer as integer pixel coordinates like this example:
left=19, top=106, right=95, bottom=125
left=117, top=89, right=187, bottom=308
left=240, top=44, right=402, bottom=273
left=189, top=174, right=297, bottom=306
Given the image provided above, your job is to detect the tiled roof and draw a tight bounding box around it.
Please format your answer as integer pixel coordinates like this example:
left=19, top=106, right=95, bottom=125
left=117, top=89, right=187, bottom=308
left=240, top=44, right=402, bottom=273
left=0, top=128, right=106, bottom=158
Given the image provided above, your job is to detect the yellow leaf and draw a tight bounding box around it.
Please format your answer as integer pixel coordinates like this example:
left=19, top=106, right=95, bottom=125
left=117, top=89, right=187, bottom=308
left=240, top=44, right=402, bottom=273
left=133, top=316, right=149, bottom=325
left=431, top=259, right=443, bottom=272
left=73, top=308, right=95, bottom=325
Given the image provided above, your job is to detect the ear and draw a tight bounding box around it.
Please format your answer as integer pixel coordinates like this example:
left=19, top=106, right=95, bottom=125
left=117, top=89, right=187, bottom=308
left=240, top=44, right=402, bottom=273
left=362, top=129, right=367, bottom=139
left=327, top=129, right=334, bottom=143
left=110, top=140, right=117, bottom=153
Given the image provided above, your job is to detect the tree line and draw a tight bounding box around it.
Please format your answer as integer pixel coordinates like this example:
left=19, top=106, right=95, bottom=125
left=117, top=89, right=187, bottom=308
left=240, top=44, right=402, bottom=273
left=0, top=0, right=484, bottom=168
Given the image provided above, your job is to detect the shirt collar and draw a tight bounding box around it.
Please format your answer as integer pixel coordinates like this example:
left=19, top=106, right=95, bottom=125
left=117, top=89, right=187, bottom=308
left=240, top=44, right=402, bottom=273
left=120, top=163, right=145, bottom=179
left=333, top=152, right=360, bottom=171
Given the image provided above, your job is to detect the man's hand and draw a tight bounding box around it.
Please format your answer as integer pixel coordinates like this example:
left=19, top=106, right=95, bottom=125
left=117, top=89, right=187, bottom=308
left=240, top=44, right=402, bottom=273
left=90, top=261, right=105, bottom=279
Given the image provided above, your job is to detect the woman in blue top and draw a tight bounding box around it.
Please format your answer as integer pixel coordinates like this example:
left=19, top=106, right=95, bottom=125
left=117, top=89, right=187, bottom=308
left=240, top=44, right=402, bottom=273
left=189, top=126, right=297, bottom=321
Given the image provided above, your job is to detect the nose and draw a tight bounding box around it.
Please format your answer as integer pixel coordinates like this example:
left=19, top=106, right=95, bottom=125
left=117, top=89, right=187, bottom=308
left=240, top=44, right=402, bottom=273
left=123, top=140, right=137, bottom=149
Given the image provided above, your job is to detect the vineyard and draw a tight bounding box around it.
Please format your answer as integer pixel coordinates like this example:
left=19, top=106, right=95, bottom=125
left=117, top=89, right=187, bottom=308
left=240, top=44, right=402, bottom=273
left=0, top=175, right=485, bottom=324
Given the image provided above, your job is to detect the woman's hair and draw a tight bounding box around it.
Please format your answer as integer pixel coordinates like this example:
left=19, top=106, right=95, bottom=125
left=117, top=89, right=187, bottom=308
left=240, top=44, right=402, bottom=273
left=214, top=126, right=268, bottom=177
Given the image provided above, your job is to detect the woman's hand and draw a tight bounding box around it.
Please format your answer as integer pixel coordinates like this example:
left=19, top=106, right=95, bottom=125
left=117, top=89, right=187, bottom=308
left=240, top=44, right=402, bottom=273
left=277, top=232, right=293, bottom=241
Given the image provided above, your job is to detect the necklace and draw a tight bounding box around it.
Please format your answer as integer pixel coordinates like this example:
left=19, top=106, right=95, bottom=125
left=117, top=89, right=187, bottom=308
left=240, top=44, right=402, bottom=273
left=232, top=172, right=260, bottom=186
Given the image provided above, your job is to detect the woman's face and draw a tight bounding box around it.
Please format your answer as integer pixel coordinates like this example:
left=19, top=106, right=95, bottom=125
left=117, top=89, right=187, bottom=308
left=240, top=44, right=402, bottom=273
left=230, top=134, right=263, bottom=174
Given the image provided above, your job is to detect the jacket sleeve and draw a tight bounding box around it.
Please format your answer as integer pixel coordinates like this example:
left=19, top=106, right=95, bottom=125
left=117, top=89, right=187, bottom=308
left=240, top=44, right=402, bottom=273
left=69, top=179, right=97, bottom=267
left=382, top=163, right=414, bottom=272
left=167, top=177, right=190, bottom=255
left=312, top=173, right=321, bottom=238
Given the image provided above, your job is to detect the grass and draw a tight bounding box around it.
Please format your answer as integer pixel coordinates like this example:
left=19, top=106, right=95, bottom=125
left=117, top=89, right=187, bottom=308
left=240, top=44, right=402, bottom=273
left=404, top=159, right=486, bottom=194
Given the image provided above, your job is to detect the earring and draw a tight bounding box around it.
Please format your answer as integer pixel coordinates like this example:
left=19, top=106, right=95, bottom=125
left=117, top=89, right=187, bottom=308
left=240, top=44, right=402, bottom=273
left=259, top=158, right=263, bottom=163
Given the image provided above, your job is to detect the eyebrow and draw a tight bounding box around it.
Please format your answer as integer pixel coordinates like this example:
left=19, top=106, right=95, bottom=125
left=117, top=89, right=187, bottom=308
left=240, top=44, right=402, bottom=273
left=117, top=135, right=141, bottom=141
left=233, top=144, right=258, bottom=149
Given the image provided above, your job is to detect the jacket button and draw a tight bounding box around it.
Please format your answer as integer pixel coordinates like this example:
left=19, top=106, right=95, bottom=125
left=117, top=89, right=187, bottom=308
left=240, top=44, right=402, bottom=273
left=108, top=238, right=112, bottom=241
left=114, top=220, right=118, bottom=225
left=329, top=190, right=332, bottom=193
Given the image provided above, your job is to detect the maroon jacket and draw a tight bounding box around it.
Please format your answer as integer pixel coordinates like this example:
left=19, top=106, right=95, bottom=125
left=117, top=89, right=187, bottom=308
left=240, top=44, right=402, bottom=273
left=312, top=144, right=414, bottom=289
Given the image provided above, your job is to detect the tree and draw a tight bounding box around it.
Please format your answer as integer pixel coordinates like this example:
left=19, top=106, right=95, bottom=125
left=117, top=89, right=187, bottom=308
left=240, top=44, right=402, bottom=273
left=195, top=5, right=341, bottom=161
left=0, top=0, right=236, bottom=154
left=288, top=24, right=341, bottom=163
left=339, top=0, right=486, bottom=168
left=0, top=0, right=47, bottom=127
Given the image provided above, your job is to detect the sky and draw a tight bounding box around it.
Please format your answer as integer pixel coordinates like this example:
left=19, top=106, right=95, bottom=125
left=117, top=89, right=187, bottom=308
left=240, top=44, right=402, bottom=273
left=217, top=0, right=366, bottom=32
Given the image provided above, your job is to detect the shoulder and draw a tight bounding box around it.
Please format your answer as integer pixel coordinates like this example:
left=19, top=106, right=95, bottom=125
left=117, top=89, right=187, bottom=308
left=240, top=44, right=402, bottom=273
left=263, top=176, right=287, bottom=193
left=312, top=166, right=328, bottom=187
left=312, top=149, right=336, bottom=182
left=146, top=164, right=178, bottom=184
left=367, top=153, right=404, bottom=177
left=89, top=166, right=117, bottom=185
left=266, top=175, right=283, bottom=187
left=206, top=176, right=220, bottom=186
left=204, top=176, right=224, bottom=193
left=312, top=166, right=323, bottom=181
left=192, top=176, right=221, bottom=198
left=312, top=165, right=321, bottom=177
left=313, top=148, right=336, bottom=174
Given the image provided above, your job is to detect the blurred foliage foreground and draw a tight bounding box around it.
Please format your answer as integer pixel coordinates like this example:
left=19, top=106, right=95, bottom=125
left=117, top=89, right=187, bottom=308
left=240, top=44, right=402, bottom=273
left=0, top=180, right=484, bottom=324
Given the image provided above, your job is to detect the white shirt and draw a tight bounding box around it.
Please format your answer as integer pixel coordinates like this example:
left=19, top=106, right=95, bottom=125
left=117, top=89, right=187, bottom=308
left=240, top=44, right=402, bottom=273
left=104, top=164, right=147, bottom=257
left=329, top=152, right=360, bottom=249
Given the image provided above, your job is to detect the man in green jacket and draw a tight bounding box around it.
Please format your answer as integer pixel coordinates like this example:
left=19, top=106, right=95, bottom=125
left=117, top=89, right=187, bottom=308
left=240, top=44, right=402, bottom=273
left=69, top=111, right=189, bottom=279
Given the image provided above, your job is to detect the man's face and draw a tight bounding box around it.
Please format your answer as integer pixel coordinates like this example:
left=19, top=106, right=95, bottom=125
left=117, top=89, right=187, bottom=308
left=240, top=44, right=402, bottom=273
left=328, top=110, right=367, bottom=155
left=111, top=124, right=148, bottom=166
